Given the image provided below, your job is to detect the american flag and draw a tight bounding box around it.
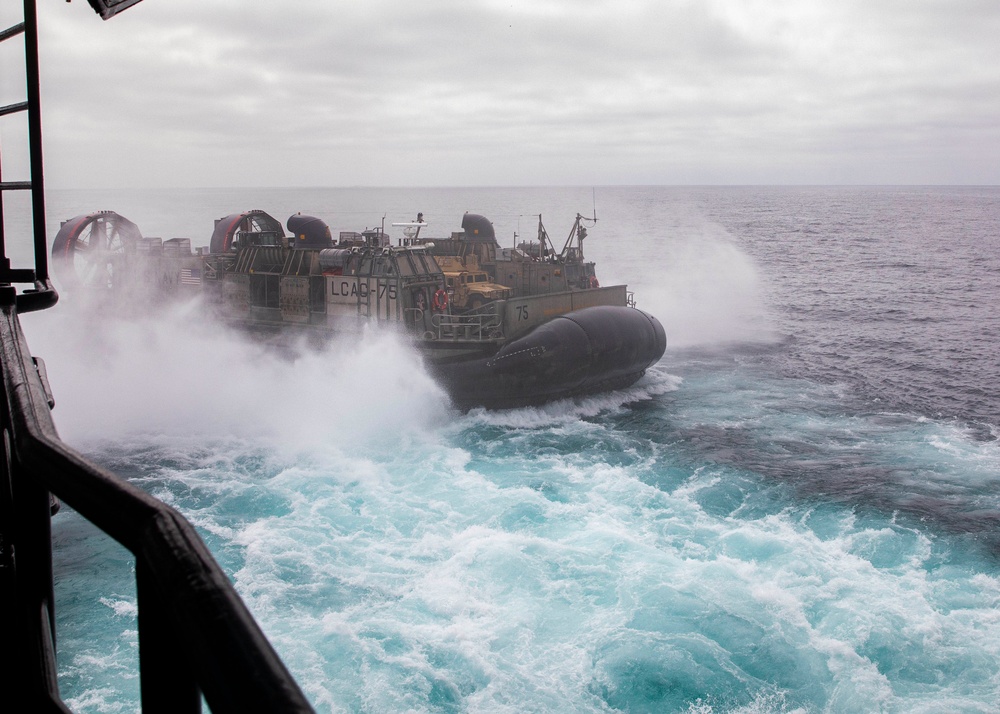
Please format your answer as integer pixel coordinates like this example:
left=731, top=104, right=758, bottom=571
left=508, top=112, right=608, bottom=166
left=180, top=268, right=202, bottom=286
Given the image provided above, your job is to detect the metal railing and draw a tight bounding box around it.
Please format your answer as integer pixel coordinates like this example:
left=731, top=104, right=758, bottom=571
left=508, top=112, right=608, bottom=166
left=1, top=299, right=315, bottom=713
left=430, top=311, right=504, bottom=341
left=1, top=1, right=315, bottom=711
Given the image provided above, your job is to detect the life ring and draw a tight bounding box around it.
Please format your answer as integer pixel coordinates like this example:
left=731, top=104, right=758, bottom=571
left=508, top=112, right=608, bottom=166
left=433, top=288, right=449, bottom=311
left=589, top=275, right=600, bottom=289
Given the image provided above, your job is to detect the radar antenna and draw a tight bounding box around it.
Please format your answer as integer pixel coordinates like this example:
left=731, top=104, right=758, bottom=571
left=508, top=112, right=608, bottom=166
left=391, top=212, right=427, bottom=245
left=559, top=210, right=597, bottom=263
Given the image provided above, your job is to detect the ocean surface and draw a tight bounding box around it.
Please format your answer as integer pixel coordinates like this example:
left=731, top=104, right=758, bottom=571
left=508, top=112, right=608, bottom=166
left=15, top=185, right=1000, bottom=713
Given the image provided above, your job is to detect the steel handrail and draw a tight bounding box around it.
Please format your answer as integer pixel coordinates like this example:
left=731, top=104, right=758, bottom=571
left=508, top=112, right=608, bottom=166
left=1, top=299, right=315, bottom=712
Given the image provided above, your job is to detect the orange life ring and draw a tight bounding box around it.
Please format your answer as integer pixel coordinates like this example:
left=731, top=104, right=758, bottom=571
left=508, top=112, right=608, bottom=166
left=589, top=275, right=600, bottom=289
left=433, top=288, right=449, bottom=311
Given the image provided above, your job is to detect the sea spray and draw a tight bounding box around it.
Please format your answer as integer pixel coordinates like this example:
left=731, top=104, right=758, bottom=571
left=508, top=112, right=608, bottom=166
left=590, top=195, right=778, bottom=349
left=23, top=294, right=452, bottom=448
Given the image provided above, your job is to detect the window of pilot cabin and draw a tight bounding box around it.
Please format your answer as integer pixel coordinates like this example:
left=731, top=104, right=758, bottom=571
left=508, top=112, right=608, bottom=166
left=359, top=257, right=373, bottom=275
left=397, top=255, right=414, bottom=276
left=373, top=255, right=395, bottom=276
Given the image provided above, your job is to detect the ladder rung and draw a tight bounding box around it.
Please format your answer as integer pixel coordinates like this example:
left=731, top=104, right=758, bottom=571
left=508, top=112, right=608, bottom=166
left=0, top=181, right=33, bottom=191
left=0, top=22, right=25, bottom=42
left=0, top=101, right=29, bottom=117
left=0, top=268, right=38, bottom=283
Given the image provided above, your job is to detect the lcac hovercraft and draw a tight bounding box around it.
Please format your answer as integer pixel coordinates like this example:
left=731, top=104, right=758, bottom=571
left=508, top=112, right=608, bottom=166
left=52, top=210, right=666, bottom=409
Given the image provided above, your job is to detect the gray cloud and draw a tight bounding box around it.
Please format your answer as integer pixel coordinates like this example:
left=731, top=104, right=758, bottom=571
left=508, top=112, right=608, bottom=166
left=32, top=0, right=1000, bottom=187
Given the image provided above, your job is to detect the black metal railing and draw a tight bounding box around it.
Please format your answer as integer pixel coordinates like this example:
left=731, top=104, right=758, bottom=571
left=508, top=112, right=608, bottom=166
left=1, top=1, right=316, bottom=711
left=1, top=299, right=316, bottom=712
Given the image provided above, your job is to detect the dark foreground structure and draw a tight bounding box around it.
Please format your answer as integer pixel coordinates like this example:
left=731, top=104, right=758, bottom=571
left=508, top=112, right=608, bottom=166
left=1, top=1, right=315, bottom=711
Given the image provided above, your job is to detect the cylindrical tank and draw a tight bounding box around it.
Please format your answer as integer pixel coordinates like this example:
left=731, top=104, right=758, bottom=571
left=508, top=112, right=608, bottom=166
left=318, top=248, right=353, bottom=272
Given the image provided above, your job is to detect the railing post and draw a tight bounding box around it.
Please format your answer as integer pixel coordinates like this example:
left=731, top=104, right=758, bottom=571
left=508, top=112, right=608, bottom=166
left=137, top=559, right=202, bottom=713
left=2, top=426, right=64, bottom=709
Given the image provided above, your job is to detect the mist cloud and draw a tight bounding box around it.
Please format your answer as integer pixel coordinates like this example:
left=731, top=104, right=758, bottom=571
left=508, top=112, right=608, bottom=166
left=22, top=298, right=451, bottom=450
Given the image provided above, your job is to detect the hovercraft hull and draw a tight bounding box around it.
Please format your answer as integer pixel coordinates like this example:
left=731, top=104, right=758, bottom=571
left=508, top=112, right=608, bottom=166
left=53, top=210, right=669, bottom=410
left=430, top=305, right=666, bottom=409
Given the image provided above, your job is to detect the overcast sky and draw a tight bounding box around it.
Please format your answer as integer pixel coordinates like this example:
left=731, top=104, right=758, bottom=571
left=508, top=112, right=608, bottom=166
left=17, top=0, right=1000, bottom=187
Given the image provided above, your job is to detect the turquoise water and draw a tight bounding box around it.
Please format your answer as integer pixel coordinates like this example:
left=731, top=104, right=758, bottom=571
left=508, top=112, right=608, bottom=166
left=21, top=186, right=1000, bottom=712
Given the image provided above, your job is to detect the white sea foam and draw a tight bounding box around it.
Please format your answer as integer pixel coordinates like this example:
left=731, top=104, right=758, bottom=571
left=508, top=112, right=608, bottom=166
left=123, top=420, right=994, bottom=713
left=47, top=346, right=1000, bottom=712
left=22, top=296, right=452, bottom=450
left=98, top=597, right=137, bottom=619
